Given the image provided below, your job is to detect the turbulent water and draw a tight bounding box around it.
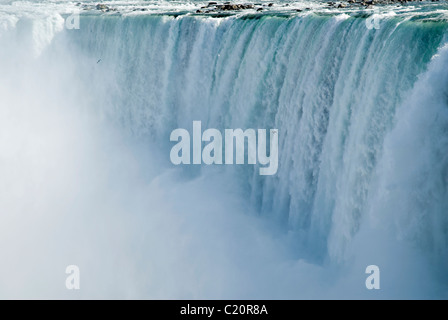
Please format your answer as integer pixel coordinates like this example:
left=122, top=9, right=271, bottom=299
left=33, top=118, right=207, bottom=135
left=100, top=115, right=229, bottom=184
left=1, top=1, right=448, bottom=299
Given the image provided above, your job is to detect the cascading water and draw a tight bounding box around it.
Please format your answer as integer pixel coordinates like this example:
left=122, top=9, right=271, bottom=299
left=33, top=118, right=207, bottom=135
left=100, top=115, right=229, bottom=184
left=0, top=1, right=447, bottom=299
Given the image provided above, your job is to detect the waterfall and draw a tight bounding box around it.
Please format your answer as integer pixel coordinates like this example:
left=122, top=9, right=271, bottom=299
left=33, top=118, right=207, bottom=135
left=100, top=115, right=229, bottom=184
left=0, top=2, right=447, bottom=298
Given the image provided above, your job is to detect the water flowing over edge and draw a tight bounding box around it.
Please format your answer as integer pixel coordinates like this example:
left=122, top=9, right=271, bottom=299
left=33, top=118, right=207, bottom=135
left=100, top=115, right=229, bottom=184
left=0, top=2, right=448, bottom=298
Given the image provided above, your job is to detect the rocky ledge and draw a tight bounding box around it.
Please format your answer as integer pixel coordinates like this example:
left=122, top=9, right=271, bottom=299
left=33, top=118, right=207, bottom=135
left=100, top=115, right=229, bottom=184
left=195, top=2, right=305, bottom=13
left=196, top=0, right=444, bottom=13
left=77, top=1, right=446, bottom=15
left=77, top=3, right=118, bottom=12
left=328, top=0, right=442, bottom=8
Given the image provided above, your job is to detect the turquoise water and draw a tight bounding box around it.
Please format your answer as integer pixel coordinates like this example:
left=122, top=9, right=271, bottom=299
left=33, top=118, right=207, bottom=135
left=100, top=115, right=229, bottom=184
left=0, top=2, right=448, bottom=298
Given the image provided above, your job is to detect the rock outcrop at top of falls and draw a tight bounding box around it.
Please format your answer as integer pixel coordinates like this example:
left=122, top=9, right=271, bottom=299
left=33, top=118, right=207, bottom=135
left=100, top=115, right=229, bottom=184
left=77, top=1, right=445, bottom=16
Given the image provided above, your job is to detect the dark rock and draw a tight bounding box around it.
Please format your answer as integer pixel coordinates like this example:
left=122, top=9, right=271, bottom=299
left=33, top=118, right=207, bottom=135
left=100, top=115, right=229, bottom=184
left=221, top=4, right=247, bottom=10
left=210, top=2, right=298, bottom=12
left=96, top=4, right=109, bottom=11
left=196, top=9, right=203, bottom=13
left=221, top=4, right=238, bottom=10
left=208, top=2, right=218, bottom=5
